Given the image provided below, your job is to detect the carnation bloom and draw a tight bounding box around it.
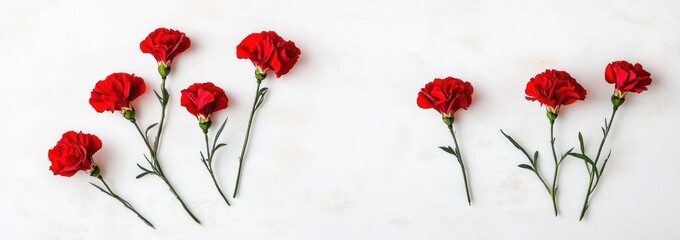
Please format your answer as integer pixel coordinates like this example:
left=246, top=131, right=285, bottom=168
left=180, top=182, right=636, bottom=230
left=417, top=77, right=474, bottom=119
left=525, top=69, right=587, bottom=115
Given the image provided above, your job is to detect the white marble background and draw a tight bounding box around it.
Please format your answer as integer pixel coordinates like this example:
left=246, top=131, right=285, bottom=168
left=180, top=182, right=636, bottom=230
left=1, top=0, right=679, bottom=239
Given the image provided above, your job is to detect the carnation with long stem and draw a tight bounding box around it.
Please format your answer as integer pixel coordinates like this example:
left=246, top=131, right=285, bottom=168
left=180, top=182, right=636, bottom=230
left=417, top=77, right=474, bottom=205
left=569, top=60, right=651, bottom=220
left=501, top=69, right=586, bottom=216
left=233, top=71, right=267, bottom=198
left=233, top=31, right=300, bottom=198
left=130, top=28, right=200, bottom=223
left=48, top=131, right=154, bottom=228
left=199, top=118, right=231, bottom=205
left=180, top=82, right=231, bottom=206
left=440, top=117, right=472, bottom=205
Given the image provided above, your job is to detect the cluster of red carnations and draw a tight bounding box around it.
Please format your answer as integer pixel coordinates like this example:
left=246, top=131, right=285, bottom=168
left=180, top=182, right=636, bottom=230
left=417, top=61, right=651, bottom=220
left=47, top=28, right=300, bottom=228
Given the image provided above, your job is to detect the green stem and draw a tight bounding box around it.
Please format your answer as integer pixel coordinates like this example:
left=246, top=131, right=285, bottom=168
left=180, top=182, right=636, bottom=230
left=447, top=124, right=471, bottom=205
left=233, top=80, right=262, bottom=198
left=549, top=120, right=559, bottom=216
left=131, top=76, right=201, bottom=224
left=132, top=121, right=154, bottom=155
left=152, top=77, right=168, bottom=160
left=96, top=176, right=155, bottom=229
left=160, top=176, right=201, bottom=224
left=204, top=131, right=231, bottom=206
left=579, top=107, right=618, bottom=220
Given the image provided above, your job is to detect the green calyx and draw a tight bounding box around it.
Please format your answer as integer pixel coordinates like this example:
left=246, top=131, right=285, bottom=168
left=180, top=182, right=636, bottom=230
left=158, top=63, right=171, bottom=79
left=123, top=108, right=136, bottom=122
left=546, top=109, right=558, bottom=123
left=442, top=116, right=454, bottom=126
left=255, top=68, right=267, bottom=82
left=611, top=95, right=625, bottom=110
left=88, top=165, right=101, bottom=177
left=199, top=120, right=212, bottom=133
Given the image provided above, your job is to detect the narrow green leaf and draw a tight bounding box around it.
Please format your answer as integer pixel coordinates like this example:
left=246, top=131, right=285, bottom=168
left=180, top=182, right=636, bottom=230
left=578, top=132, right=585, bottom=154
left=214, top=118, right=228, bottom=140
left=142, top=154, right=156, bottom=171
left=258, top=87, right=269, bottom=95
left=153, top=90, right=163, bottom=103
left=570, top=152, right=598, bottom=174
left=136, top=171, right=154, bottom=179
left=136, top=163, right=150, bottom=172
left=438, top=146, right=455, bottom=155
left=200, top=151, right=207, bottom=162
left=213, top=117, right=229, bottom=148
left=89, top=183, right=112, bottom=196
left=559, top=147, right=575, bottom=165
left=214, top=143, right=227, bottom=151
left=145, top=123, right=159, bottom=138
left=518, top=164, right=535, bottom=172
left=255, top=87, right=269, bottom=110
left=569, top=153, right=594, bottom=165
left=533, top=151, right=539, bottom=165
left=500, top=130, right=523, bottom=150
left=162, top=88, right=169, bottom=100
left=598, top=149, right=613, bottom=177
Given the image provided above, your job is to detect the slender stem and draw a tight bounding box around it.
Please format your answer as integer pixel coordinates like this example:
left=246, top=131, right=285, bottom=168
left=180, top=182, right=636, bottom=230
left=210, top=168, right=231, bottom=206
left=204, top=131, right=231, bottom=206
left=130, top=75, right=201, bottom=224
left=96, top=176, right=155, bottom=229
left=447, top=124, right=471, bottom=206
left=579, top=107, right=618, bottom=220
left=534, top=167, right=551, bottom=194
left=132, top=121, right=154, bottom=154
left=549, top=120, right=559, bottom=216
left=153, top=77, right=168, bottom=156
left=233, top=80, right=262, bottom=198
left=204, top=132, right=211, bottom=166
left=160, top=176, right=201, bottom=224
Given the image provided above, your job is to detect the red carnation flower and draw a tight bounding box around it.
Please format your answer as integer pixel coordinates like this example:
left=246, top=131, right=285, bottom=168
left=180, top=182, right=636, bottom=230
left=236, top=31, right=301, bottom=78
left=48, top=131, right=102, bottom=177
left=525, top=69, right=587, bottom=115
left=90, top=73, right=146, bottom=116
left=140, top=28, right=191, bottom=68
left=605, top=60, right=652, bottom=98
left=180, top=82, right=228, bottom=124
left=417, top=77, right=474, bottom=118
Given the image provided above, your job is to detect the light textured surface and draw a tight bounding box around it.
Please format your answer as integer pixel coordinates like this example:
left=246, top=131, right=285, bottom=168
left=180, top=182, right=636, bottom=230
left=1, top=0, right=679, bottom=239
